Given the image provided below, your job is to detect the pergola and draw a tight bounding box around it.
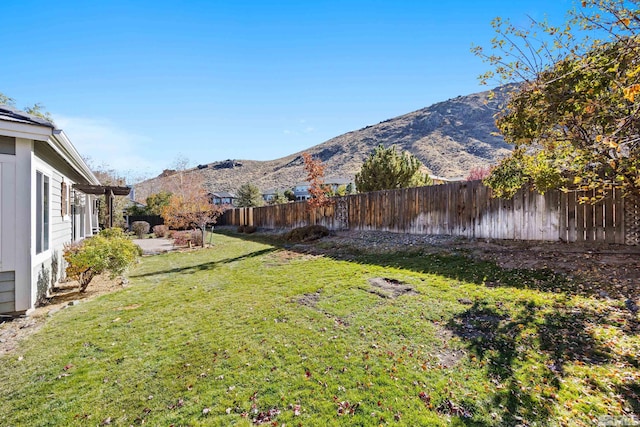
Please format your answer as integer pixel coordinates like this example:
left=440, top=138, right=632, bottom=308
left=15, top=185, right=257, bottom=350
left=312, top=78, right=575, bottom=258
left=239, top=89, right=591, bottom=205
left=73, top=184, right=131, bottom=228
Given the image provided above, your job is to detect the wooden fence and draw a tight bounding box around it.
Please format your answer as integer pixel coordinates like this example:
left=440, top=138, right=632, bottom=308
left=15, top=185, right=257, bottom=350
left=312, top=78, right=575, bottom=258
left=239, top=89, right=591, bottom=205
left=220, top=181, right=639, bottom=245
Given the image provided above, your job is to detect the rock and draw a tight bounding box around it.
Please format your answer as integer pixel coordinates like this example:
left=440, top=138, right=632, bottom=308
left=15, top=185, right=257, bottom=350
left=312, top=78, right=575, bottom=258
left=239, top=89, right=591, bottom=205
left=625, top=299, right=639, bottom=314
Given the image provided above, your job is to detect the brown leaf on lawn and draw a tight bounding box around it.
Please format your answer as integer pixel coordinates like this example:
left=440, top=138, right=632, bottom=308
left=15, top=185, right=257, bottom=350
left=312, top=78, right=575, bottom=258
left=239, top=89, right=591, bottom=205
left=336, top=400, right=359, bottom=416
left=252, top=407, right=280, bottom=424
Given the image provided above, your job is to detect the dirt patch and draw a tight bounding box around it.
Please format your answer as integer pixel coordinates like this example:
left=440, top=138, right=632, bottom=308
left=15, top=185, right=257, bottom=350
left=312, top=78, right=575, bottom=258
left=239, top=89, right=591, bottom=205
left=264, top=250, right=317, bottom=267
left=367, top=277, right=419, bottom=299
left=433, top=324, right=466, bottom=368
left=297, top=291, right=322, bottom=308
left=0, top=274, right=126, bottom=356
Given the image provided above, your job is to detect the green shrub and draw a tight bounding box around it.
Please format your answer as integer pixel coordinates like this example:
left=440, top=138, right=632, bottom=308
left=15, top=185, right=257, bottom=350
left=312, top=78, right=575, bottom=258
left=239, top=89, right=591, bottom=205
left=63, top=228, right=140, bottom=292
left=132, top=221, right=150, bottom=238
left=99, top=227, right=126, bottom=239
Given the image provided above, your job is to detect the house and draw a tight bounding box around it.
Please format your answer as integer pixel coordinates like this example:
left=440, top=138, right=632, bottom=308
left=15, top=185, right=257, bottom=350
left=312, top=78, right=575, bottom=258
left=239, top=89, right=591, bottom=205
left=0, top=105, right=108, bottom=315
left=262, top=188, right=278, bottom=203
left=292, top=177, right=355, bottom=201
left=324, top=177, right=355, bottom=194
left=262, top=188, right=292, bottom=203
left=292, top=182, right=311, bottom=201
left=210, top=191, right=235, bottom=206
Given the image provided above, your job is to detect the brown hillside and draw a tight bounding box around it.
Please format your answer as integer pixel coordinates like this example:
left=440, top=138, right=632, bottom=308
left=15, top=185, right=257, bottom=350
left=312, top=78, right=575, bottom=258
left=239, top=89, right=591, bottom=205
left=134, top=86, right=512, bottom=200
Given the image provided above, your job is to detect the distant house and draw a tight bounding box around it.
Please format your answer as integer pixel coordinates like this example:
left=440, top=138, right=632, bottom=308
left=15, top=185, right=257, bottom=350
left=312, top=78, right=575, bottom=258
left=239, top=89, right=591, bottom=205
left=0, top=105, right=108, bottom=315
left=324, top=177, right=354, bottom=194
left=210, top=191, right=235, bottom=206
left=292, top=182, right=311, bottom=201
left=262, top=188, right=278, bottom=203
left=292, top=177, right=355, bottom=201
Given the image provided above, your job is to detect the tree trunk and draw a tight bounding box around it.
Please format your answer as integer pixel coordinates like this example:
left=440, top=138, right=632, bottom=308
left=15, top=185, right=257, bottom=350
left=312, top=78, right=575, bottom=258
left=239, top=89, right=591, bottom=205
left=199, top=224, right=206, bottom=247
left=79, top=268, right=96, bottom=292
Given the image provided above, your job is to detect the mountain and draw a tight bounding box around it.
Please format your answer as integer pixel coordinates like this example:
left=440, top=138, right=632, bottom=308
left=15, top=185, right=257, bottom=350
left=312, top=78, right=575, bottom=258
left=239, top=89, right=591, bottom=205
left=134, top=86, right=513, bottom=200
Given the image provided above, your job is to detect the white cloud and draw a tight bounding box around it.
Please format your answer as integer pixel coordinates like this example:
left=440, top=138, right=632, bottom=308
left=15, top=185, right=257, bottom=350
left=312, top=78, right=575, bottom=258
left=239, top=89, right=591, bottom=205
left=53, top=114, right=157, bottom=181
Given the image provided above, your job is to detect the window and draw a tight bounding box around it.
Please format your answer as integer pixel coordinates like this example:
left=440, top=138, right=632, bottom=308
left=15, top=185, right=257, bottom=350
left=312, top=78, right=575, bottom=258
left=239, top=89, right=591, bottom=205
left=0, top=136, right=15, bottom=155
left=36, top=171, right=49, bottom=254
left=61, top=180, right=69, bottom=217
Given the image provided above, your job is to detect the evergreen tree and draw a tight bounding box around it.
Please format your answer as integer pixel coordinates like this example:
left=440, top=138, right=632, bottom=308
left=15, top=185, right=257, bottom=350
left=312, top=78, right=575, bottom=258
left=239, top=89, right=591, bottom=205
left=284, top=189, right=296, bottom=201
left=355, top=145, right=431, bottom=192
left=236, top=183, right=264, bottom=207
left=269, top=191, right=289, bottom=205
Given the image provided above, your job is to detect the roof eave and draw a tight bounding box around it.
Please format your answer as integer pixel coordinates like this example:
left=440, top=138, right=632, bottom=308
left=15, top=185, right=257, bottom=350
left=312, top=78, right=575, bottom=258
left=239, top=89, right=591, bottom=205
left=0, top=119, right=52, bottom=141
left=50, top=130, right=100, bottom=185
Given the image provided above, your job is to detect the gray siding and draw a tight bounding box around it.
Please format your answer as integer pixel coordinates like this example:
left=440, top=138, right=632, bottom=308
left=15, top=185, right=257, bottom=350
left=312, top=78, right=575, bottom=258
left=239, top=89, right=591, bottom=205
left=0, top=271, right=15, bottom=313
left=34, top=142, right=87, bottom=184
left=51, top=171, right=72, bottom=249
left=34, top=145, right=77, bottom=291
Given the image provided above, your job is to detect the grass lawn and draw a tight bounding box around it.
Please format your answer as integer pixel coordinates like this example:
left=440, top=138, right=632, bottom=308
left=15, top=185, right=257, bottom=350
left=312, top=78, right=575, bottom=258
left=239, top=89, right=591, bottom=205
left=0, top=233, right=638, bottom=426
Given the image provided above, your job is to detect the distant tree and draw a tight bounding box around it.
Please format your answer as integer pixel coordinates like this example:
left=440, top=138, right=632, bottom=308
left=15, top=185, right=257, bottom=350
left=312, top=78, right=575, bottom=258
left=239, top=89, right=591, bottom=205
left=345, top=183, right=356, bottom=195
left=0, top=92, right=55, bottom=124
left=125, top=204, right=148, bottom=216
left=284, top=189, right=296, bottom=201
left=355, top=145, right=431, bottom=192
left=24, top=103, right=54, bottom=124
left=269, top=191, right=289, bottom=205
left=466, top=166, right=492, bottom=181
left=145, top=191, right=172, bottom=215
left=302, top=152, right=333, bottom=210
left=86, top=160, right=129, bottom=229
left=161, top=173, right=223, bottom=247
left=334, top=185, right=348, bottom=196
left=171, top=153, right=192, bottom=171
left=0, top=91, right=16, bottom=107
left=236, top=183, right=264, bottom=207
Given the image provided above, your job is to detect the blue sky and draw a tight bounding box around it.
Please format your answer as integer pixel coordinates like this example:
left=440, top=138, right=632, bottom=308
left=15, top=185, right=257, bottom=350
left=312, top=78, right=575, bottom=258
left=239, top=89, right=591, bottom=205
left=1, top=0, right=572, bottom=181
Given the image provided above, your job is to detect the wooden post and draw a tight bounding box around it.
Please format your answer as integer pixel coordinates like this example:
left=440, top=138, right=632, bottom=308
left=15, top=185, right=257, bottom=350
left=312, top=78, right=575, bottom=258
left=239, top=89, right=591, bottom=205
left=106, top=189, right=115, bottom=228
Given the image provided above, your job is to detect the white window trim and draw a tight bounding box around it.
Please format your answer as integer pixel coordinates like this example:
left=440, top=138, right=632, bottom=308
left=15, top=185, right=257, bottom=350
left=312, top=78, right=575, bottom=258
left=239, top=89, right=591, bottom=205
left=33, top=160, right=52, bottom=265
left=61, top=178, right=72, bottom=222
